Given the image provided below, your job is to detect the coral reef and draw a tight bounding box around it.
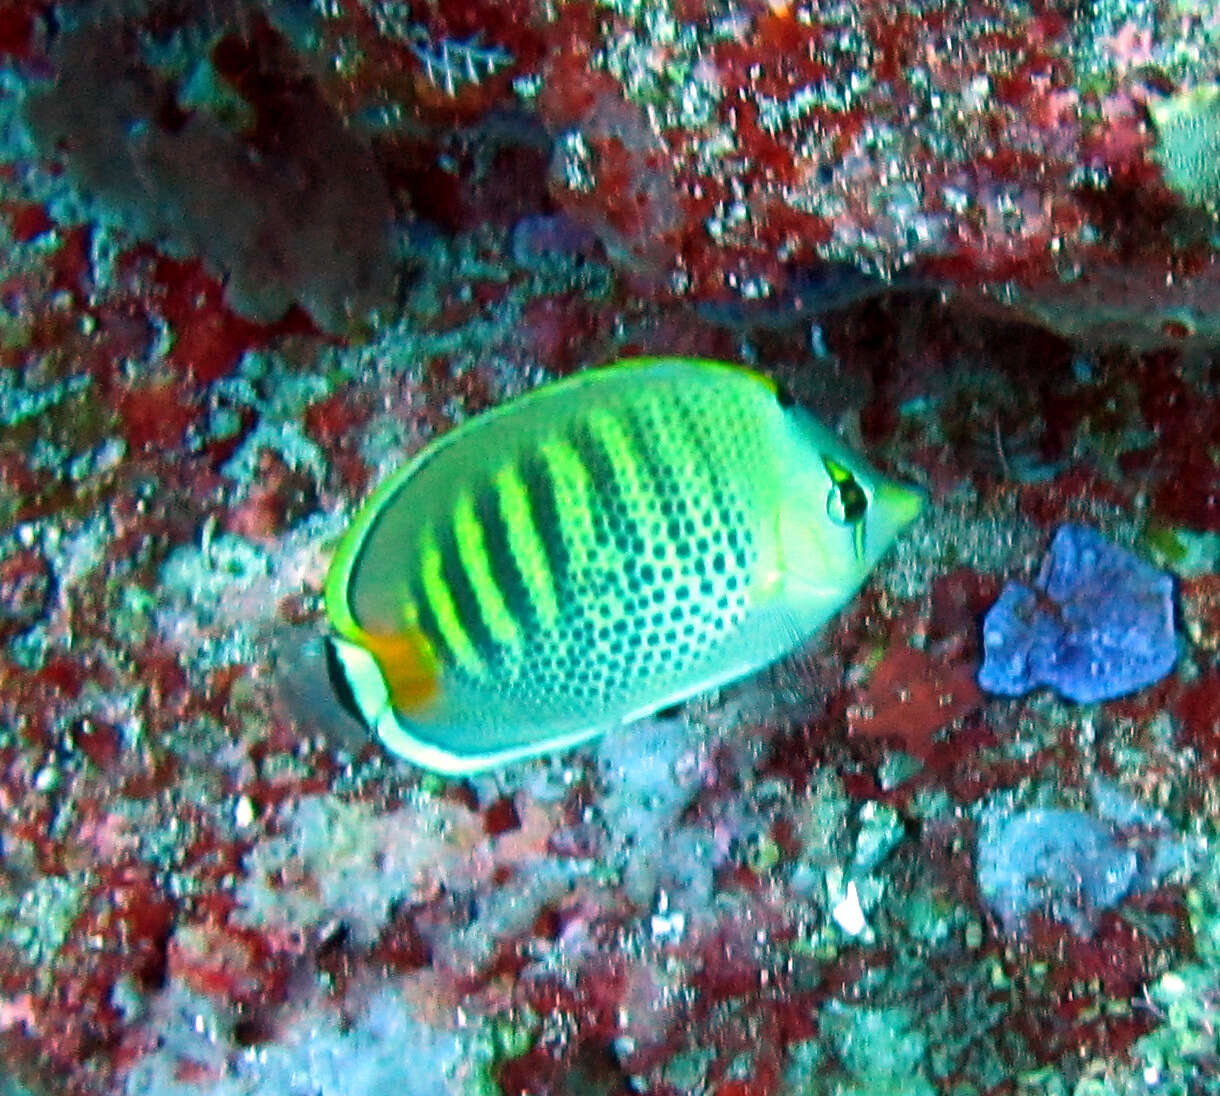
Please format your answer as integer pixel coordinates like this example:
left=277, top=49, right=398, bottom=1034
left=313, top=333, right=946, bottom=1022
left=305, top=0, right=1220, bottom=351
left=1, top=2, right=1220, bottom=1095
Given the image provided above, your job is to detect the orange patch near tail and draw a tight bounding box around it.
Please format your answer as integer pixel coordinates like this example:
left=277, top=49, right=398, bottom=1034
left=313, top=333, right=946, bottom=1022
left=358, top=628, right=441, bottom=714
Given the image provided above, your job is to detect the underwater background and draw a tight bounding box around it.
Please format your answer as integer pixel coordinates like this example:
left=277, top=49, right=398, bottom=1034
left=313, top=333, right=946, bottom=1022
left=1, top=0, right=1220, bottom=1093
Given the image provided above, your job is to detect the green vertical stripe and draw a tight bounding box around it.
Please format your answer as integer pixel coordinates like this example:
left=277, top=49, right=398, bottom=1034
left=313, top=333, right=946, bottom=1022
left=436, top=512, right=499, bottom=666
left=480, top=473, right=552, bottom=631
left=417, top=524, right=484, bottom=675
left=566, top=424, right=619, bottom=528
left=522, top=441, right=582, bottom=582
left=569, top=412, right=651, bottom=560
left=620, top=403, right=673, bottom=499
left=408, top=574, right=451, bottom=668
left=452, top=490, right=520, bottom=649
left=586, top=408, right=655, bottom=517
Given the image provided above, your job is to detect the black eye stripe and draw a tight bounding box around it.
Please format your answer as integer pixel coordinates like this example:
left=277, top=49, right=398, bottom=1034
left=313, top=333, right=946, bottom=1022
left=838, top=479, right=867, bottom=521
left=822, top=454, right=868, bottom=523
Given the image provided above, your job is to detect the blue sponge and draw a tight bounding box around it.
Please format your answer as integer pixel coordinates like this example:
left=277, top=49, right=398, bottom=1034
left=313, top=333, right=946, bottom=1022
left=978, top=523, right=1176, bottom=703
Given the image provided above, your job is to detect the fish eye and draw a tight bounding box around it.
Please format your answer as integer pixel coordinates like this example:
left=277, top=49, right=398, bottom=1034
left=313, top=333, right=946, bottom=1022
left=822, top=456, right=868, bottom=527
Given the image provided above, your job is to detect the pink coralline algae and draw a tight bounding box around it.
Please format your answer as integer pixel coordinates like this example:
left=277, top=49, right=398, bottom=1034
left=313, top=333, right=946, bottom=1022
left=301, top=0, right=1220, bottom=337
left=15, top=0, right=1220, bottom=340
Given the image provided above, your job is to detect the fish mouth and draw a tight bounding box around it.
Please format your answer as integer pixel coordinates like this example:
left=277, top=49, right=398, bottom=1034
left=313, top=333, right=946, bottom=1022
left=876, top=480, right=926, bottom=528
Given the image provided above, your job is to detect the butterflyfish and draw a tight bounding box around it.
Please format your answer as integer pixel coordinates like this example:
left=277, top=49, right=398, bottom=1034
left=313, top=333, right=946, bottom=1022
left=324, top=357, right=924, bottom=774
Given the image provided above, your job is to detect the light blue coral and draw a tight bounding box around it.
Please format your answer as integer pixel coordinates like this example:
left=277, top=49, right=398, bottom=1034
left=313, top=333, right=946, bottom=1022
left=123, top=986, right=497, bottom=1096
left=975, top=776, right=1189, bottom=937
left=976, top=807, right=1137, bottom=936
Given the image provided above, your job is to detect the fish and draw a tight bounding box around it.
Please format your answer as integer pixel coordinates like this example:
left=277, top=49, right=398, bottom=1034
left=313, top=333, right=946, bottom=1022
left=323, top=357, right=924, bottom=774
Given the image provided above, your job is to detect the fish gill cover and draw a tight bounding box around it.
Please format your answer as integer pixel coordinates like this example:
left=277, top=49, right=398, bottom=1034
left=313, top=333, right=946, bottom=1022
left=0, top=2, right=1220, bottom=1096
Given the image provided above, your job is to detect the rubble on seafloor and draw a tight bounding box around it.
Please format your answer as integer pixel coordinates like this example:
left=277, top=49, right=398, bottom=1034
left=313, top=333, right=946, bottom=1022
left=1, top=1, right=1220, bottom=1095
